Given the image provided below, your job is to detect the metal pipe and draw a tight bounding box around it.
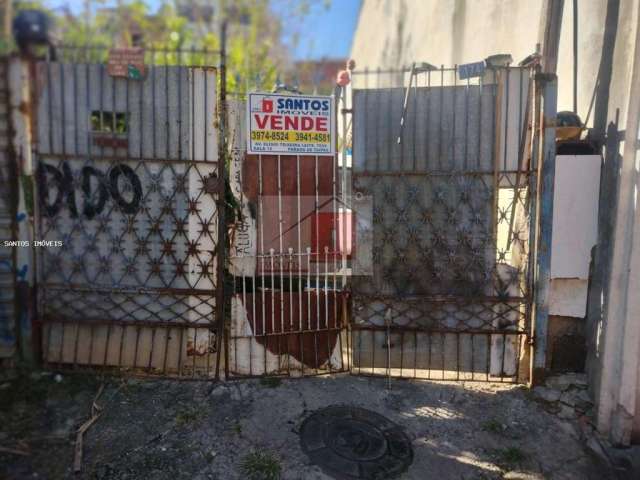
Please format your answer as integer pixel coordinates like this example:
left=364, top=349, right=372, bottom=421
left=531, top=73, right=557, bottom=384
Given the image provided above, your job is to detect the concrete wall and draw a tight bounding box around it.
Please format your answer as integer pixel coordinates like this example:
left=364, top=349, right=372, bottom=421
left=594, top=10, right=640, bottom=444
left=351, top=0, right=639, bottom=129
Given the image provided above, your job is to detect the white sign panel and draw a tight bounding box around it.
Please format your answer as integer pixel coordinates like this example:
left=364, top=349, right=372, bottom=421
left=247, top=92, right=335, bottom=155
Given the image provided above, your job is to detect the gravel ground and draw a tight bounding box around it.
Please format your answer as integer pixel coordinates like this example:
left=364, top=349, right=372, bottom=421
left=0, top=371, right=622, bottom=479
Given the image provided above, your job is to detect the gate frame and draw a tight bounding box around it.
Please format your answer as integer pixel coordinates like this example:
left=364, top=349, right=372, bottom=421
left=339, top=64, right=553, bottom=384
left=25, top=44, right=226, bottom=380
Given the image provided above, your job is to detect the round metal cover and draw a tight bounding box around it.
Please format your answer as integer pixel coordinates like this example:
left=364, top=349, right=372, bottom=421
left=300, top=406, right=413, bottom=480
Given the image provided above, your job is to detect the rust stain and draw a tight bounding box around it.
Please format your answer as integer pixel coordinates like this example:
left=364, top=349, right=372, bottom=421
left=186, top=337, right=216, bottom=357
left=18, top=100, right=30, bottom=114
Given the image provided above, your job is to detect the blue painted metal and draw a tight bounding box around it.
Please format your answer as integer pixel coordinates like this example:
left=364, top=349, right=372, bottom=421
left=532, top=74, right=557, bottom=382
left=458, top=61, right=486, bottom=80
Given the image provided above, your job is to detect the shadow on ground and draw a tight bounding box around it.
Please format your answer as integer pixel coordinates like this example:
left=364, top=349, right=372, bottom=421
left=0, top=371, right=622, bottom=479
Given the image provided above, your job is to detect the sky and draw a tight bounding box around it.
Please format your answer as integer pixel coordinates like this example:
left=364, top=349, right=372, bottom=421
left=42, top=0, right=361, bottom=60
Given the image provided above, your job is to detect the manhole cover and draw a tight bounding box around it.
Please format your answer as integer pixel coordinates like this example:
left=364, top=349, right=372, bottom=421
left=300, top=406, right=413, bottom=480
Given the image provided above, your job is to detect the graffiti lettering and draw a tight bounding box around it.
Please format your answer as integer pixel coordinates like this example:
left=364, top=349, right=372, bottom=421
left=38, top=161, right=142, bottom=217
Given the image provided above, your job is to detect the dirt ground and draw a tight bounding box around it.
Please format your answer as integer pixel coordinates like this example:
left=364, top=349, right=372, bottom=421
left=0, top=370, right=625, bottom=480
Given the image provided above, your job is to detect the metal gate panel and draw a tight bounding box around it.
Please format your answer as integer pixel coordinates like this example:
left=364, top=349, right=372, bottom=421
left=347, top=67, right=534, bottom=382
left=225, top=99, right=349, bottom=378
left=35, top=56, right=221, bottom=378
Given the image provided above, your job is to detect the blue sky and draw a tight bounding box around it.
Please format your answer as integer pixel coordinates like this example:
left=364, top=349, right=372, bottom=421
left=43, top=0, right=361, bottom=60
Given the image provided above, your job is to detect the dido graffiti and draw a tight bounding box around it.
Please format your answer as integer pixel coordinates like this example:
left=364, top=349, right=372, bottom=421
left=38, top=161, right=142, bottom=218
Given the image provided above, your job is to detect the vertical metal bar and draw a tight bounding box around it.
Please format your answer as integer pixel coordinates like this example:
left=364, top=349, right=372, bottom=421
left=501, top=331, right=507, bottom=381
left=464, top=76, right=470, bottom=170
left=244, top=251, right=251, bottom=377
left=270, top=249, right=276, bottom=374
left=103, top=322, right=112, bottom=368
left=531, top=74, right=557, bottom=384
left=99, top=63, right=104, bottom=157
left=504, top=66, right=510, bottom=171
left=87, top=324, right=95, bottom=366
left=412, top=68, right=417, bottom=171
left=470, top=333, right=475, bottom=380
left=356, top=328, right=361, bottom=374
left=363, top=68, right=368, bottom=171
left=162, top=324, right=170, bottom=375
left=371, top=328, right=375, bottom=375
left=572, top=0, right=578, bottom=114
left=164, top=50, right=169, bottom=161
left=477, top=71, right=483, bottom=170
left=259, top=154, right=266, bottom=375
left=125, top=65, right=130, bottom=158
left=132, top=324, right=140, bottom=369
left=60, top=62, right=66, bottom=155
left=151, top=57, right=157, bottom=160
left=118, top=325, right=125, bottom=369
left=438, top=66, right=444, bottom=171
left=72, top=62, right=79, bottom=157
left=289, top=248, right=294, bottom=374
left=72, top=324, right=80, bottom=367
left=177, top=51, right=183, bottom=160
left=216, top=24, right=228, bottom=380
left=177, top=327, right=184, bottom=376
left=391, top=69, right=397, bottom=172
left=486, top=333, right=491, bottom=380
left=323, top=247, right=329, bottom=371
left=58, top=323, right=65, bottom=363
left=306, top=247, right=311, bottom=332
left=375, top=67, right=381, bottom=171
left=334, top=93, right=341, bottom=371
left=46, top=59, right=53, bottom=155
left=139, top=63, right=144, bottom=160
left=314, top=155, right=320, bottom=341
left=296, top=154, right=303, bottom=376
left=456, top=332, right=460, bottom=380
left=515, top=333, right=522, bottom=383
left=277, top=154, right=286, bottom=374
left=452, top=65, right=457, bottom=169
left=426, top=69, right=431, bottom=170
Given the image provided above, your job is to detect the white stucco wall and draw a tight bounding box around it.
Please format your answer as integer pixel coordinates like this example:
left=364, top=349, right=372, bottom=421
left=548, top=155, right=600, bottom=318
left=350, top=0, right=639, bottom=129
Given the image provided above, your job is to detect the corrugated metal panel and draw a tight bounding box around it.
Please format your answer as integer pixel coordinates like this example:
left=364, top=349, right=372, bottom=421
left=0, top=57, right=17, bottom=359
left=36, top=63, right=220, bottom=377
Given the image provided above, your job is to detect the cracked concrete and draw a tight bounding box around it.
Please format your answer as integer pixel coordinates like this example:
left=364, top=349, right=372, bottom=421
left=0, top=372, right=623, bottom=479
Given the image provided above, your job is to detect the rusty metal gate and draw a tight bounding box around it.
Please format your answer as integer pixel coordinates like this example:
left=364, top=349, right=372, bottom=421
left=29, top=50, right=538, bottom=384
left=343, top=66, right=536, bottom=383
left=34, top=47, right=224, bottom=378
left=224, top=98, right=349, bottom=378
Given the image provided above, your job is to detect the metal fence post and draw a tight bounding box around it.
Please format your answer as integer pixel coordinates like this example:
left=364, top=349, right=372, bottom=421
left=216, top=19, right=228, bottom=381
left=531, top=73, right=557, bottom=384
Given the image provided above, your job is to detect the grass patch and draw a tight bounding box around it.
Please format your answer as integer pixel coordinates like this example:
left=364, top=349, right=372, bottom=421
left=240, top=451, right=281, bottom=480
left=233, top=422, right=242, bottom=435
left=492, top=446, right=527, bottom=467
left=481, top=419, right=504, bottom=434
left=259, top=377, right=282, bottom=388
left=175, top=407, right=202, bottom=426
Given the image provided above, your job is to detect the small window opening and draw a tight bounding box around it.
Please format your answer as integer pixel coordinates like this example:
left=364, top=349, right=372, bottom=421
left=91, top=111, right=128, bottom=134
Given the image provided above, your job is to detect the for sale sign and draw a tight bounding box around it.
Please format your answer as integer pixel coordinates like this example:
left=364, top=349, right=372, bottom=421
left=247, top=93, right=335, bottom=155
